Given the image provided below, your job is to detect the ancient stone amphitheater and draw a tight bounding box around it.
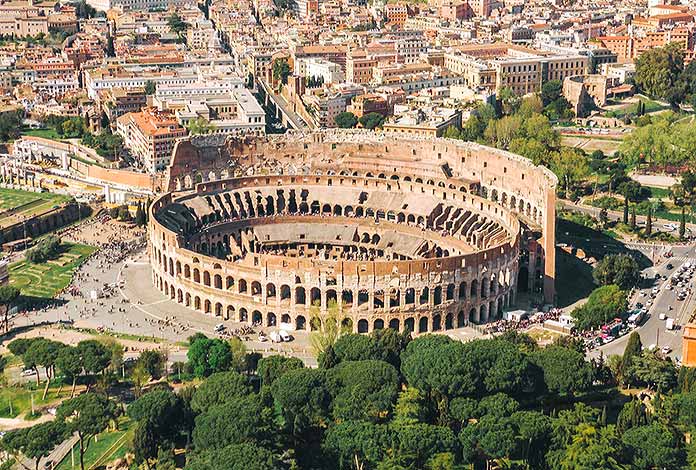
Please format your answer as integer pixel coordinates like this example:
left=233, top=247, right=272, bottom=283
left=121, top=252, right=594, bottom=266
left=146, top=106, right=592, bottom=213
left=148, top=131, right=557, bottom=334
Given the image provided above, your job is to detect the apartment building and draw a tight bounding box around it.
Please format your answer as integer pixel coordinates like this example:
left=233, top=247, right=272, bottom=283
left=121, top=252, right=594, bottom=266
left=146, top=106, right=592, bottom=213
left=85, top=64, right=244, bottom=99
left=444, top=44, right=589, bottom=95
left=294, top=57, right=345, bottom=84
left=155, top=89, right=265, bottom=136
left=98, top=87, right=147, bottom=126
left=116, top=108, right=187, bottom=173
left=383, top=105, right=462, bottom=137
left=346, top=51, right=377, bottom=84
left=385, top=3, right=408, bottom=28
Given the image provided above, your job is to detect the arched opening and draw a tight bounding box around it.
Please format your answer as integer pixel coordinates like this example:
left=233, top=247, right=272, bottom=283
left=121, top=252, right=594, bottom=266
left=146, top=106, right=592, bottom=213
left=404, top=317, right=415, bottom=332
left=251, top=281, right=262, bottom=296
left=419, top=287, right=429, bottom=305
left=267, top=312, right=276, bottom=327
left=457, top=310, right=465, bottom=328
left=193, top=268, right=200, bottom=283
left=357, top=319, right=369, bottom=333
left=252, top=310, right=262, bottom=324
left=310, top=287, right=321, bottom=306
left=341, top=318, right=353, bottom=331
left=281, top=313, right=291, bottom=324
left=280, top=284, right=291, bottom=301
left=214, top=274, right=222, bottom=289
left=342, top=289, right=353, bottom=307
left=388, top=318, right=400, bottom=330
left=374, top=319, right=384, bottom=330
left=433, top=286, right=442, bottom=305
left=203, top=271, right=211, bottom=286
left=310, top=316, right=322, bottom=331
left=239, top=308, right=248, bottom=322
left=295, top=287, right=306, bottom=304
left=296, top=315, right=306, bottom=330
left=266, top=283, right=277, bottom=300
left=418, top=317, right=428, bottom=333
left=432, top=314, right=442, bottom=331
left=446, top=284, right=455, bottom=301
left=239, top=279, right=248, bottom=293
left=445, top=312, right=453, bottom=330
left=204, top=299, right=211, bottom=314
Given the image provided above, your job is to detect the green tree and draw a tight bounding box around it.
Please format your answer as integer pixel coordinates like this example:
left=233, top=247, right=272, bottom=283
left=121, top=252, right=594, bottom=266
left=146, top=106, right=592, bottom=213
left=630, top=205, right=637, bottom=230
left=646, top=206, right=653, bottom=236
left=551, top=147, right=590, bottom=194
left=144, top=81, right=156, bottom=95
left=559, top=424, right=625, bottom=470
left=167, top=13, right=189, bottom=37
left=272, top=59, right=291, bottom=85
left=134, top=203, right=146, bottom=227
left=359, top=112, right=385, bottom=130
left=77, top=340, right=111, bottom=378
left=192, top=397, right=268, bottom=450
left=592, top=254, right=641, bottom=290
left=137, top=350, right=166, bottom=380
left=634, top=43, right=685, bottom=104
left=56, top=393, right=118, bottom=470
left=620, top=332, right=643, bottom=387
left=257, top=355, right=303, bottom=387
left=334, top=111, right=358, bottom=129
left=1, top=421, right=68, bottom=470
left=679, top=207, right=686, bottom=239
left=531, top=346, right=593, bottom=395
left=190, top=371, right=251, bottom=413
left=184, top=443, right=275, bottom=470
left=571, top=285, right=627, bottom=330
left=322, top=421, right=392, bottom=470
left=186, top=117, right=214, bottom=135
left=326, top=360, right=399, bottom=422
left=0, top=285, right=20, bottom=333
left=271, top=368, right=330, bottom=435
left=541, top=80, right=563, bottom=106
left=622, top=423, right=684, bottom=470
left=629, top=351, right=677, bottom=392
left=187, top=336, right=232, bottom=377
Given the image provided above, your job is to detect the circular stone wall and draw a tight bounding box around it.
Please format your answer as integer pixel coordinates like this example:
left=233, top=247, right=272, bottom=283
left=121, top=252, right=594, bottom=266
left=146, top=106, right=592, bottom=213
left=149, top=131, right=557, bottom=334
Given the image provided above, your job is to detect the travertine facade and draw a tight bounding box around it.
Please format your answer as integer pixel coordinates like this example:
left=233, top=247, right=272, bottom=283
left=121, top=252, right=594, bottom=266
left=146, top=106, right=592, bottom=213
left=148, top=131, right=557, bottom=334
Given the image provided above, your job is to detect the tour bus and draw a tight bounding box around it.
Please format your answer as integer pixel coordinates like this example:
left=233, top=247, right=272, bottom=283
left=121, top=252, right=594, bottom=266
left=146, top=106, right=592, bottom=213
left=628, top=310, right=646, bottom=327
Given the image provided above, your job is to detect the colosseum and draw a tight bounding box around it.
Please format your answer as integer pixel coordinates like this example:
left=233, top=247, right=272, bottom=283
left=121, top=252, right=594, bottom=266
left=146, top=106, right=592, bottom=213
left=148, top=130, right=557, bottom=334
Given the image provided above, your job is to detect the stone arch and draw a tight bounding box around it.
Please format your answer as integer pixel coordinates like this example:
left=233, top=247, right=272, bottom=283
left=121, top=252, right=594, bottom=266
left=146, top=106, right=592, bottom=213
left=267, top=312, right=276, bottom=326
left=418, top=316, right=428, bottom=333
left=266, top=283, right=277, bottom=300
left=296, top=315, right=306, bottom=330
left=251, top=281, right=262, bottom=296
left=214, top=274, right=222, bottom=289
left=388, top=318, right=400, bottom=330
left=239, top=279, right=248, bottom=293
left=432, top=313, right=442, bottom=331
left=252, top=310, right=262, bottom=324
left=457, top=310, right=465, bottom=328
left=295, top=286, right=306, bottom=304
left=445, top=312, right=453, bottom=330
left=374, top=318, right=384, bottom=330
left=357, top=319, right=369, bottom=333
left=193, top=268, right=200, bottom=283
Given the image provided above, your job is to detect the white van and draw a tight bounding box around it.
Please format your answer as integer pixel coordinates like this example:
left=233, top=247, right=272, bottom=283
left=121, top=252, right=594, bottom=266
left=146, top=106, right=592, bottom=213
left=279, top=330, right=291, bottom=342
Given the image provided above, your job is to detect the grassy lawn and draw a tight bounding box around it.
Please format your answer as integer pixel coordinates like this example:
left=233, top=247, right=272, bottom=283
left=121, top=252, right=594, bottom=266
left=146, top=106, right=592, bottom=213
left=0, top=188, right=70, bottom=211
left=20, top=127, right=63, bottom=141
left=9, top=243, right=96, bottom=300
left=0, top=383, right=74, bottom=418
left=0, top=188, right=72, bottom=229
left=55, top=418, right=134, bottom=470
left=607, top=97, right=668, bottom=118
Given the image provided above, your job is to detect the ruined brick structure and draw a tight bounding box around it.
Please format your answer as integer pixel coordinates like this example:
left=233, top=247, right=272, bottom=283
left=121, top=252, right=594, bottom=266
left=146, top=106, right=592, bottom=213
left=149, top=130, right=557, bottom=334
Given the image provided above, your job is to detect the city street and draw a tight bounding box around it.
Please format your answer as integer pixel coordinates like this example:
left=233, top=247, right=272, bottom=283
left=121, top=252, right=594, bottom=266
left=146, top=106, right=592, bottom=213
left=592, top=243, right=696, bottom=360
